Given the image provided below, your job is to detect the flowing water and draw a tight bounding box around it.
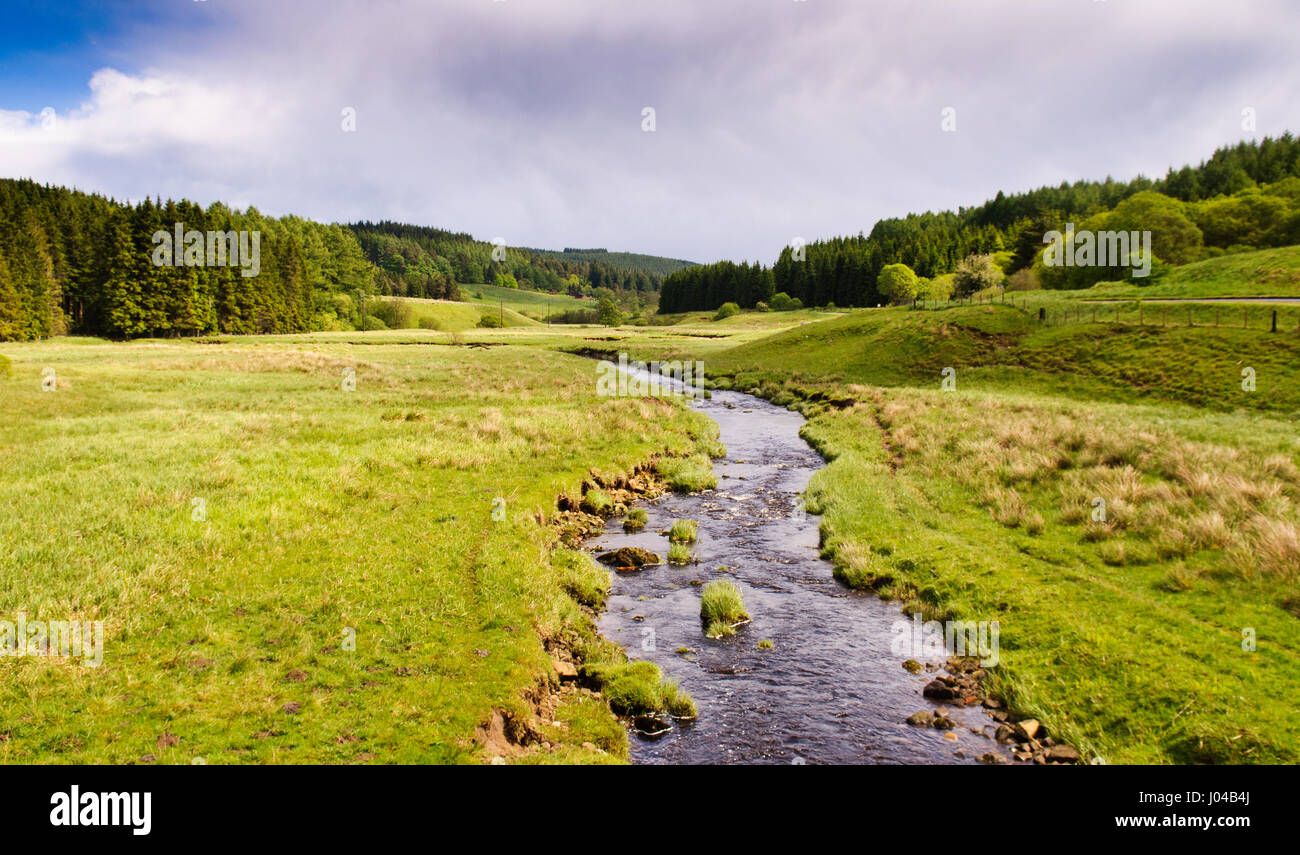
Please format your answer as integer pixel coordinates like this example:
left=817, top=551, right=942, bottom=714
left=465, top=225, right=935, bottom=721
left=592, top=382, right=1009, bottom=765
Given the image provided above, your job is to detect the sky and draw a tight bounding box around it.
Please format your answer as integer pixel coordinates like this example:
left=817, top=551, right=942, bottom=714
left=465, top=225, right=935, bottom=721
left=1, top=0, right=1297, bottom=264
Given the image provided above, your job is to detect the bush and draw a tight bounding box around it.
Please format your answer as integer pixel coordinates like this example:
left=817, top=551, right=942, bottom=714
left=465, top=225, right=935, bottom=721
left=701, top=580, right=749, bottom=638
left=477, top=312, right=504, bottom=329
left=952, top=254, right=1004, bottom=296
left=770, top=292, right=802, bottom=311
left=597, top=296, right=625, bottom=327
left=877, top=263, right=920, bottom=304
left=713, top=302, right=740, bottom=321
left=360, top=315, right=388, bottom=331
left=917, top=274, right=955, bottom=301
left=1005, top=268, right=1041, bottom=292
left=370, top=298, right=418, bottom=329
left=417, top=316, right=442, bottom=330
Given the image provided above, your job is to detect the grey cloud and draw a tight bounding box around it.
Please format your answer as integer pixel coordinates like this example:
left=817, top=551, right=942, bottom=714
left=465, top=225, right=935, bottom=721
left=7, top=0, right=1299, bottom=262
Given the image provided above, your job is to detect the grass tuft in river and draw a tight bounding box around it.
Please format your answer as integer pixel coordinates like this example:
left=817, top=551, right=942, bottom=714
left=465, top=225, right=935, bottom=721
left=668, top=519, right=698, bottom=543
left=667, top=543, right=694, bottom=566
left=701, top=580, right=749, bottom=638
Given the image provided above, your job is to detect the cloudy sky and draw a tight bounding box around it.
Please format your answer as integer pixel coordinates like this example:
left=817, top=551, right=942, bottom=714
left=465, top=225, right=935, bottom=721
left=1, top=0, right=1297, bottom=263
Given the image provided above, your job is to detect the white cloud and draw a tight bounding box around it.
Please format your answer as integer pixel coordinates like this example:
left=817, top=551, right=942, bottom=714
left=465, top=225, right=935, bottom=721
left=2, top=0, right=1298, bottom=261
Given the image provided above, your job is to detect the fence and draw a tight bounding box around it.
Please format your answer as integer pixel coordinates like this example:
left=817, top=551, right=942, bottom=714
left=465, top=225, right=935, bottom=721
left=912, top=293, right=1300, bottom=332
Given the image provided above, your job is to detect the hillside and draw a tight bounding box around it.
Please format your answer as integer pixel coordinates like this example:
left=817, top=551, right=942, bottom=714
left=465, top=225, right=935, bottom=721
left=710, top=302, right=1300, bottom=414
left=368, top=295, right=540, bottom=330
left=460, top=282, right=593, bottom=321
left=521, top=247, right=697, bottom=277
left=653, top=303, right=1300, bottom=763
left=1088, top=244, right=1300, bottom=299
left=659, top=134, right=1300, bottom=313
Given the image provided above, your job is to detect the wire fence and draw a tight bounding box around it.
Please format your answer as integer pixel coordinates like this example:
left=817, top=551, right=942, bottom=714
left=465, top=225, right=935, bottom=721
left=912, top=292, right=1300, bottom=332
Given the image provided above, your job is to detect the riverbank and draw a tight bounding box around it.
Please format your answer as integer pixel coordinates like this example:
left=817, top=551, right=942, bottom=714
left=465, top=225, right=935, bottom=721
left=695, top=310, right=1300, bottom=764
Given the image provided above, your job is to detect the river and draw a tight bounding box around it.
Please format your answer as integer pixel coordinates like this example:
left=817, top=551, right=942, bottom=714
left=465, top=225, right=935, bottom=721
left=591, top=381, right=1010, bottom=765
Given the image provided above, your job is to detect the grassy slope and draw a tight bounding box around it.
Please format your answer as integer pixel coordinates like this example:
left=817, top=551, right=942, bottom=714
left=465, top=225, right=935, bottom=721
left=369, top=295, right=540, bottom=329
left=0, top=332, right=718, bottom=763
left=694, top=304, right=1300, bottom=764
left=1089, top=244, right=1300, bottom=299
left=461, top=283, right=592, bottom=320
left=713, top=305, right=1300, bottom=415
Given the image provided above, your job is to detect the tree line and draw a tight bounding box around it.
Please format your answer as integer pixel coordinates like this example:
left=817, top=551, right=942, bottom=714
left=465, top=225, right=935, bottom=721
left=351, top=221, right=665, bottom=303
left=659, top=134, right=1300, bottom=313
left=0, top=180, right=670, bottom=341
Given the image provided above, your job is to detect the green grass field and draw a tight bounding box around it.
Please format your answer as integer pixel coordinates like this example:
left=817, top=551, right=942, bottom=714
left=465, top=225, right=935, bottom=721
left=688, top=296, right=1300, bottom=763
left=4, top=245, right=1299, bottom=764
left=368, top=294, right=540, bottom=330
left=0, top=331, right=721, bottom=763
left=1090, top=244, right=1300, bottom=300
left=460, top=283, right=593, bottom=321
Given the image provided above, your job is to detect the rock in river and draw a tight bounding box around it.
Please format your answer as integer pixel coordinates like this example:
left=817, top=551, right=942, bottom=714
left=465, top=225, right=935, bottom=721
left=596, top=547, right=661, bottom=569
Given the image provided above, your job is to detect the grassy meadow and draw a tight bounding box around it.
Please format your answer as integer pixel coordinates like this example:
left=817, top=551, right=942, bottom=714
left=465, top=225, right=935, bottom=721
left=688, top=291, right=1300, bottom=763
left=4, top=256, right=1298, bottom=765
left=0, top=330, right=721, bottom=763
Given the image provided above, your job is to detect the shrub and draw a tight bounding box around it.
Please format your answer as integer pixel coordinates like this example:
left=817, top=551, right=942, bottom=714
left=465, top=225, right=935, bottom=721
left=597, top=296, right=625, bottom=327
left=668, top=519, right=698, bottom=543
left=877, top=263, right=920, bottom=304
left=918, top=274, right=955, bottom=301
left=361, top=315, right=388, bottom=331
left=417, top=316, right=442, bottom=330
left=701, top=579, right=749, bottom=637
left=477, top=313, right=504, bottom=329
left=1005, top=268, right=1041, bottom=292
left=770, top=292, right=802, bottom=311
left=713, top=301, right=740, bottom=321
left=370, top=298, right=417, bottom=329
left=952, top=254, right=1004, bottom=296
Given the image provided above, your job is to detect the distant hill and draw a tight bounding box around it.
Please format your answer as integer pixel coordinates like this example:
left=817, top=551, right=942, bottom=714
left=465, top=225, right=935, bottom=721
left=520, top=246, right=697, bottom=277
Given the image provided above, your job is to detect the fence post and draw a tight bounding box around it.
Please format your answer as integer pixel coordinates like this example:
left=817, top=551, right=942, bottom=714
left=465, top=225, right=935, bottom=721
left=1272, top=309, right=1278, bottom=333
left=1038, top=307, right=1046, bottom=323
